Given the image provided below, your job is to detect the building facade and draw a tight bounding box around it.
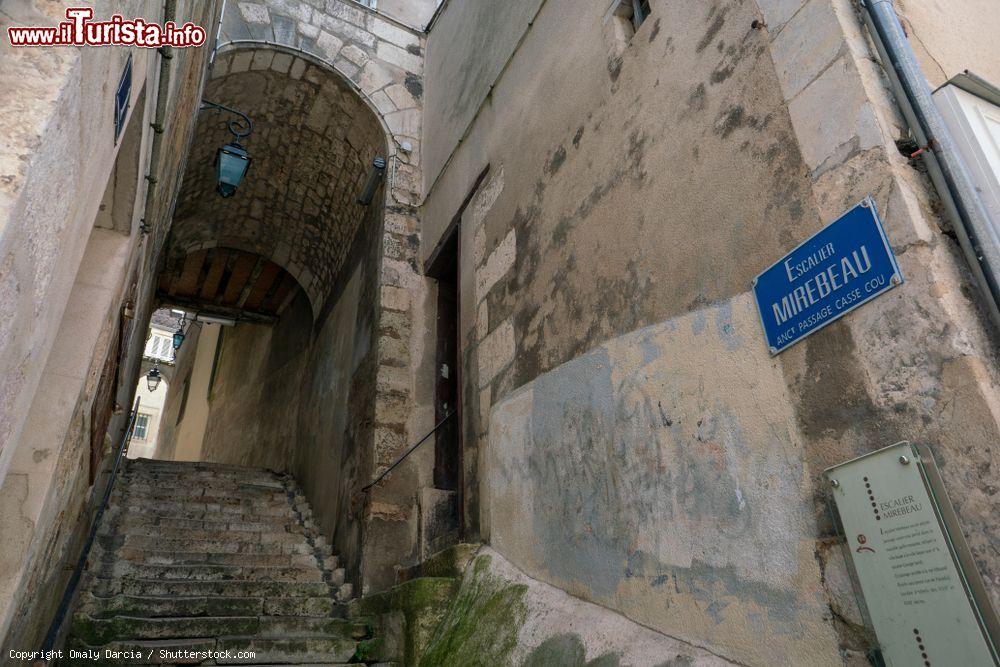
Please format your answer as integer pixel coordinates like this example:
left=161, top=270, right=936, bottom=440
left=0, top=0, right=998, bottom=663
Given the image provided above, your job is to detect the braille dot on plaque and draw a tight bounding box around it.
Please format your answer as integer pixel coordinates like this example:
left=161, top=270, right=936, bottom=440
left=876, top=516, right=881, bottom=521
left=864, top=477, right=869, bottom=482
left=913, top=629, right=919, bottom=634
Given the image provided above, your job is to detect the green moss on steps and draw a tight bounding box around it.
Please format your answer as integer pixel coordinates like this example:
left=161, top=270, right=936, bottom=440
left=418, top=555, right=528, bottom=667
left=397, top=543, right=481, bottom=583
left=350, top=577, right=460, bottom=665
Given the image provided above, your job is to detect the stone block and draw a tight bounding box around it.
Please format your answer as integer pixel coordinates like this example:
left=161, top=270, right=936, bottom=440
left=321, top=14, right=377, bottom=48
left=475, top=228, right=516, bottom=304
left=379, top=335, right=410, bottom=368
left=770, top=0, right=845, bottom=101
left=377, top=41, right=423, bottom=75
left=385, top=108, right=420, bottom=137
left=787, top=56, right=882, bottom=175
left=266, top=0, right=314, bottom=22
left=341, top=43, right=369, bottom=67
left=250, top=50, right=274, bottom=71
left=229, top=50, right=254, bottom=73
left=270, top=52, right=294, bottom=75
left=316, top=30, right=345, bottom=61
left=467, top=167, right=504, bottom=231
left=757, top=0, right=807, bottom=32
left=289, top=55, right=308, bottom=79
left=368, top=17, right=421, bottom=51
left=476, top=301, right=488, bottom=342
left=384, top=83, right=417, bottom=111
left=478, top=319, right=515, bottom=388
left=272, top=14, right=297, bottom=45
left=358, top=60, right=394, bottom=93
left=479, top=385, right=492, bottom=430
left=381, top=285, right=411, bottom=312
left=326, top=0, right=367, bottom=27
left=298, top=20, right=320, bottom=39
left=371, top=89, right=397, bottom=116
left=238, top=2, right=270, bottom=24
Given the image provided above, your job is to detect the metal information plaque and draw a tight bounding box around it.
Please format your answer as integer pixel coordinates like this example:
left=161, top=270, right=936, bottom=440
left=826, top=442, right=999, bottom=666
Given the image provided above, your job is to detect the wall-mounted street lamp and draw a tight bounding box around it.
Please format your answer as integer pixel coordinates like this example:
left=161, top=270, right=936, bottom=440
left=172, top=313, right=187, bottom=351
left=201, top=100, right=254, bottom=198
left=357, top=157, right=387, bottom=206
left=146, top=362, right=162, bottom=392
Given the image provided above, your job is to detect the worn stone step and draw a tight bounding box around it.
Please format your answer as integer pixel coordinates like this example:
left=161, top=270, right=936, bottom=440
left=107, top=516, right=304, bottom=535
left=72, top=614, right=260, bottom=645
left=106, top=578, right=332, bottom=599
left=111, top=534, right=313, bottom=556
left=104, top=550, right=318, bottom=569
left=119, top=475, right=286, bottom=491
left=110, top=488, right=289, bottom=507
left=94, top=563, right=325, bottom=583
left=98, top=522, right=307, bottom=544
left=72, top=614, right=363, bottom=646
left=79, top=593, right=342, bottom=619
left=113, top=498, right=293, bottom=517
left=79, top=593, right=265, bottom=618
left=128, top=458, right=282, bottom=475
left=107, top=505, right=302, bottom=526
left=122, top=469, right=285, bottom=488
left=113, top=483, right=290, bottom=502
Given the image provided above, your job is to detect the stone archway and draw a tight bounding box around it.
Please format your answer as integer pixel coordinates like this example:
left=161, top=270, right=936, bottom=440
left=159, top=44, right=432, bottom=593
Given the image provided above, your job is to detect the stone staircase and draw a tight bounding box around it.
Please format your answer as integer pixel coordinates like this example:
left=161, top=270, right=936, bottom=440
left=62, top=458, right=377, bottom=665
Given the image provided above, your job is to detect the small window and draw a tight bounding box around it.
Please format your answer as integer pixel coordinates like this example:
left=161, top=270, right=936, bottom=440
left=134, top=413, right=150, bottom=440
left=628, top=0, right=652, bottom=30
left=607, top=0, right=653, bottom=45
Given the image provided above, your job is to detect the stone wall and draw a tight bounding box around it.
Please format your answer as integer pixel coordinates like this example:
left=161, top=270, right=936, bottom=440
left=420, top=0, right=1000, bottom=663
left=0, top=0, right=221, bottom=651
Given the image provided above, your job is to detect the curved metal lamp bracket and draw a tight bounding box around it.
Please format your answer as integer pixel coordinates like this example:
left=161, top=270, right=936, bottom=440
left=201, top=100, right=254, bottom=140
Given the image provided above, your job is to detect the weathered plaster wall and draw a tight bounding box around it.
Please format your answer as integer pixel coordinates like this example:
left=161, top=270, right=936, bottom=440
left=0, top=1, right=156, bottom=485
left=895, top=0, right=1000, bottom=89
left=0, top=0, right=220, bottom=651
left=421, top=0, right=1000, bottom=663
left=422, top=0, right=543, bottom=188
left=487, top=297, right=842, bottom=664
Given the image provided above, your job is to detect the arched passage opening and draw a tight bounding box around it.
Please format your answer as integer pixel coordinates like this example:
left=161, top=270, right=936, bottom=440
left=154, top=45, right=392, bottom=579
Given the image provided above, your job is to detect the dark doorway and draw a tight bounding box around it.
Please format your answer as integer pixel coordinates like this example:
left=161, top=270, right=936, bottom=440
left=428, top=227, right=461, bottom=495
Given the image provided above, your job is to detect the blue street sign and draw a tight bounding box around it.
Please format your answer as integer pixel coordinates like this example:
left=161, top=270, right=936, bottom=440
left=753, top=197, right=902, bottom=355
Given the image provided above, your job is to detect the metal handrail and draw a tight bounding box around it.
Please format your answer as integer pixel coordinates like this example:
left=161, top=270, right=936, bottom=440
left=361, top=410, right=455, bottom=493
left=38, top=397, right=141, bottom=656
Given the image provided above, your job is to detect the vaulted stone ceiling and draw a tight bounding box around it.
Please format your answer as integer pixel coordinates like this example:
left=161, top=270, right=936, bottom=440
left=169, top=49, right=387, bottom=319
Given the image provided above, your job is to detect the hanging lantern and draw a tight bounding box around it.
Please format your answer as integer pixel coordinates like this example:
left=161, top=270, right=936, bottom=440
left=172, top=327, right=186, bottom=351
left=214, top=142, right=251, bottom=198
left=146, top=365, right=162, bottom=392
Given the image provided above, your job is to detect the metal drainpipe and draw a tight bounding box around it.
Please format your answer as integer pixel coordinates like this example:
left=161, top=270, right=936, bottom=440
left=139, top=0, right=176, bottom=237
left=862, top=0, right=1000, bottom=330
